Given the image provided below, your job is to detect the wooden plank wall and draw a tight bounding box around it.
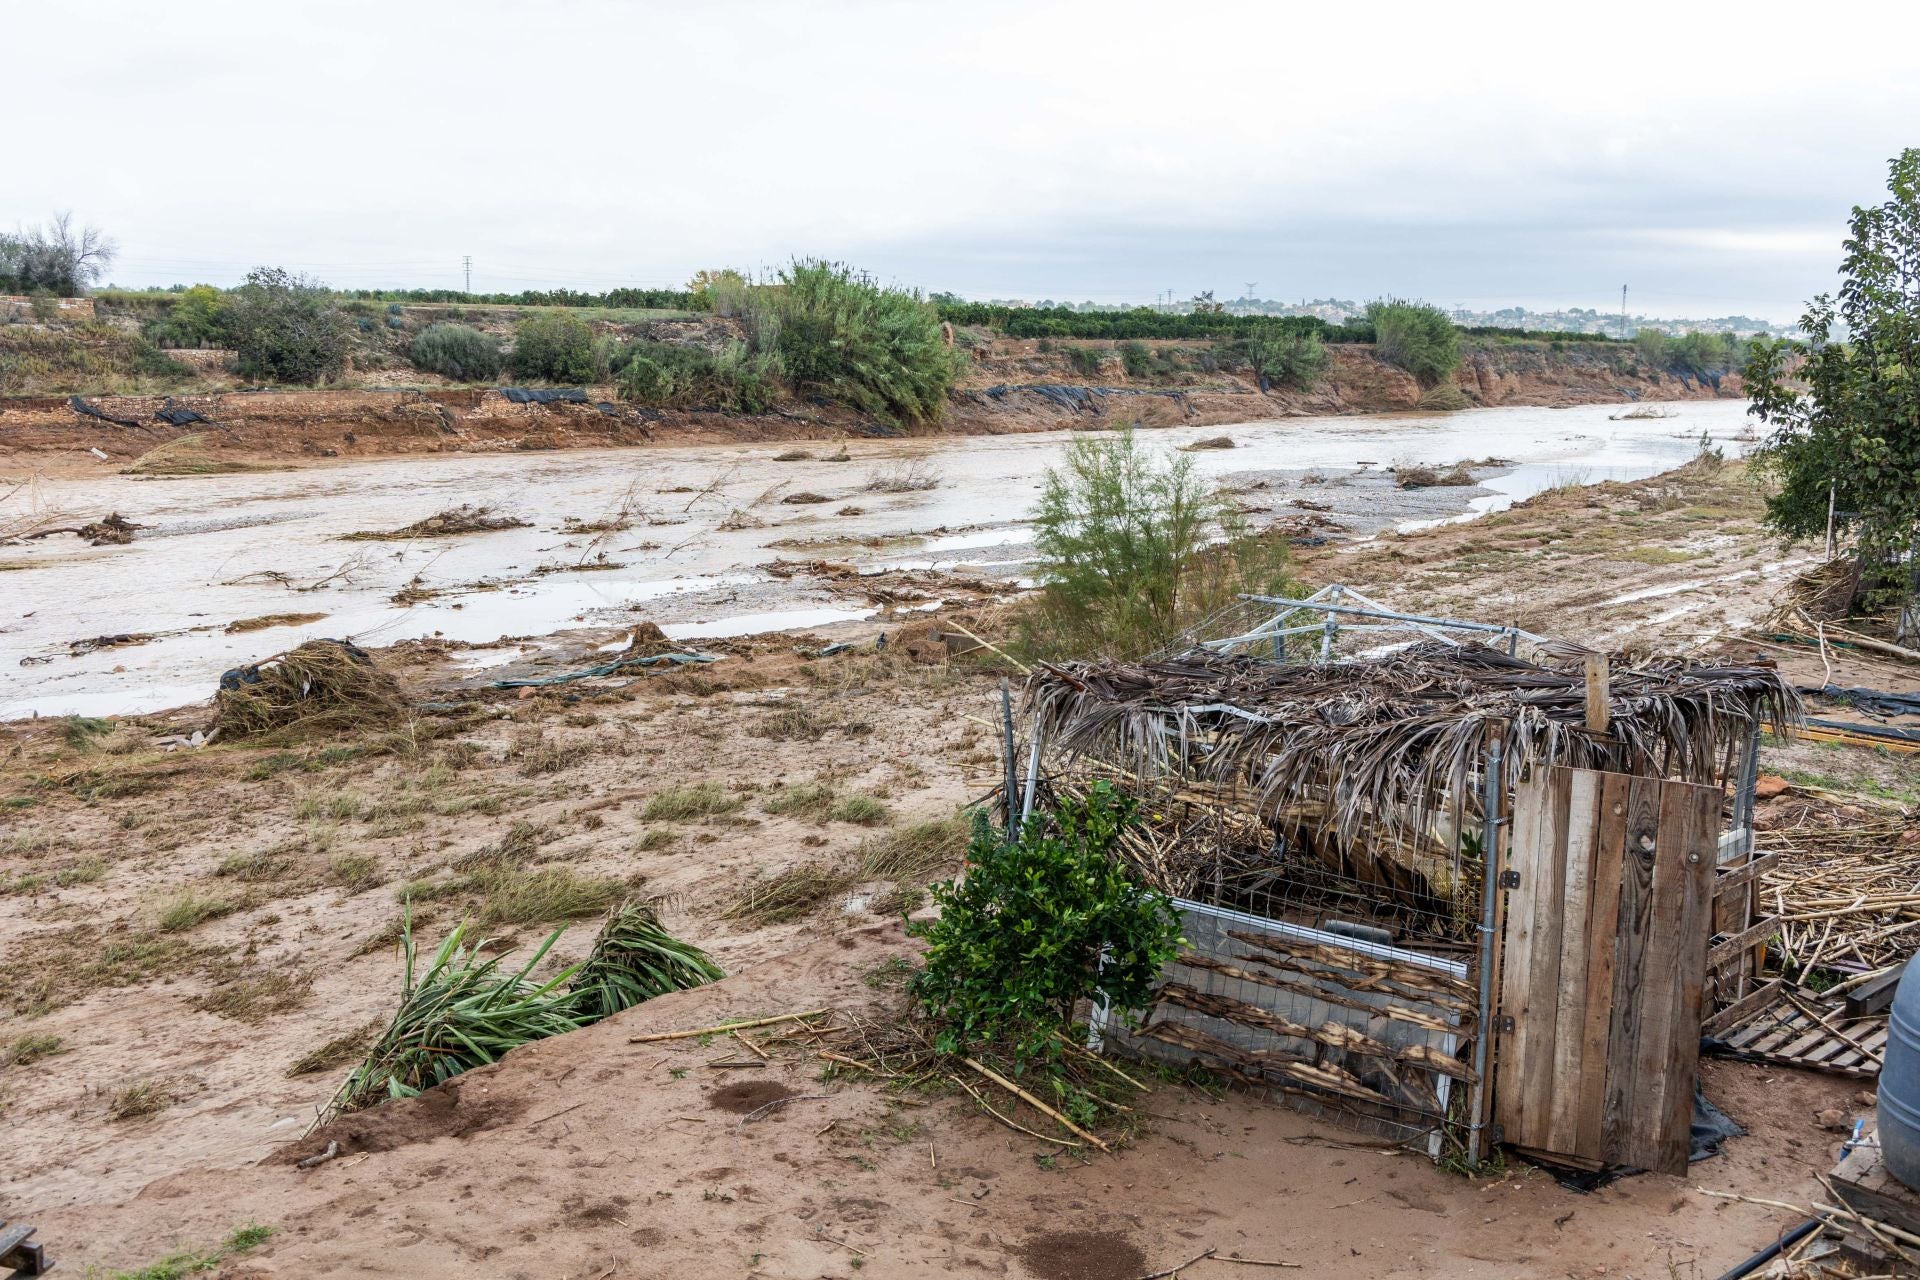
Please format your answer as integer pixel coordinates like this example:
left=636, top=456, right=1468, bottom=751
left=1494, top=766, right=1719, bottom=1175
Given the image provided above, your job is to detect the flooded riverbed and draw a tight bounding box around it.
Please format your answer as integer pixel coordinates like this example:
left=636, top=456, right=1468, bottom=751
left=0, top=399, right=1752, bottom=717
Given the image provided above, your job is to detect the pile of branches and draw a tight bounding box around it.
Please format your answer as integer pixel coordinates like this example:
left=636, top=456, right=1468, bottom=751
left=829, top=1008, right=1150, bottom=1153
left=214, top=638, right=407, bottom=740
left=1759, top=808, right=1920, bottom=978
left=1028, top=642, right=1799, bottom=901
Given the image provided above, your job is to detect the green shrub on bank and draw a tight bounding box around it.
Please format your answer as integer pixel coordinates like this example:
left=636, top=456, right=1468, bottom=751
left=1236, top=326, right=1328, bottom=390
left=510, top=312, right=597, bottom=383
left=142, top=284, right=227, bottom=349
left=1366, top=298, right=1460, bottom=387
left=909, top=786, right=1181, bottom=1064
left=224, top=268, right=352, bottom=384
left=767, top=260, right=958, bottom=425
left=1022, top=428, right=1292, bottom=659
left=1062, top=345, right=1103, bottom=378
left=616, top=340, right=778, bottom=413
left=0, top=322, right=194, bottom=395
left=409, top=323, right=503, bottom=381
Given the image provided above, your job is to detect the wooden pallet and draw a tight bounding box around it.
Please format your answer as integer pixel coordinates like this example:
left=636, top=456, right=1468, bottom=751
left=1713, top=989, right=1887, bottom=1077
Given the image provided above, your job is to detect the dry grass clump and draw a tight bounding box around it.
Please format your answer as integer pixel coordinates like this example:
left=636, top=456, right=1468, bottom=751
left=513, top=731, right=596, bottom=776
left=780, top=491, right=832, bottom=505
left=213, top=639, right=406, bottom=741
left=752, top=703, right=833, bottom=741
left=121, top=433, right=270, bottom=476
left=469, top=864, right=630, bottom=927
left=856, top=815, right=970, bottom=882
left=1395, top=463, right=1475, bottom=489
left=1415, top=384, right=1472, bottom=411
left=640, top=781, right=743, bottom=822
left=761, top=780, right=838, bottom=820
left=723, top=861, right=852, bottom=925
left=863, top=456, right=940, bottom=492
left=771, top=448, right=813, bottom=462
left=6, top=1033, right=64, bottom=1066
left=193, top=966, right=312, bottom=1023
left=286, top=1020, right=382, bottom=1077
left=108, top=1076, right=182, bottom=1120
left=226, top=611, right=328, bottom=634
left=327, top=852, right=382, bottom=891
left=828, top=794, right=892, bottom=826
left=342, top=505, right=530, bottom=540
left=157, top=889, right=237, bottom=933
left=1179, top=435, right=1235, bottom=451
left=636, top=828, right=676, bottom=851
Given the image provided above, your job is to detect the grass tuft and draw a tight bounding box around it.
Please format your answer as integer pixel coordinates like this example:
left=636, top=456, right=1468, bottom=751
left=157, top=890, right=237, bottom=933
left=6, top=1033, right=65, bottom=1066
left=723, top=861, right=853, bottom=926
left=855, top=815, right=970, bottom=882
left=828, top=794, right=892, bottom=826
left=640, top=781, right=742, bottom=822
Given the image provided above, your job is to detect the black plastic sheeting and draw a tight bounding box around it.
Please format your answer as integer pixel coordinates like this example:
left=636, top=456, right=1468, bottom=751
left=499, top=387, right=588, bottom=405
left=981, top=383, right=1192, bottom=414
left=154, top=397, right=209, bottom=427
left=1529, top=1080, right=1745, bottom=1192
left=1802, top=684, right=1920, bottom=718
left=68, top=395, right=147, bottom=428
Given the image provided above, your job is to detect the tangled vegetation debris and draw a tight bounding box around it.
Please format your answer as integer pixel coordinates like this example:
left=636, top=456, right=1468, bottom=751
left=213, top=639, right=406, bottom=740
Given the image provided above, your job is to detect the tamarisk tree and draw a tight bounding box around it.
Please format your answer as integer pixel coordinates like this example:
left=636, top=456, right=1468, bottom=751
left=1746, top=148, right=1920, bottom=640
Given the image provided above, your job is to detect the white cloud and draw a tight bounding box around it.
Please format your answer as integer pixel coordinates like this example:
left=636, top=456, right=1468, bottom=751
left=7, top=0, right=1917, bottom=319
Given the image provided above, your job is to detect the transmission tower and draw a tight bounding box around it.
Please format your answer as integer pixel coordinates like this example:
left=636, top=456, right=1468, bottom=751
left=463, top=255, right=473, bottom=295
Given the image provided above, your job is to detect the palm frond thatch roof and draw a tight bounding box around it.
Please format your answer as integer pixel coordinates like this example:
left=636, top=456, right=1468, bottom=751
left=1027, top=642, right=1799, bottom=900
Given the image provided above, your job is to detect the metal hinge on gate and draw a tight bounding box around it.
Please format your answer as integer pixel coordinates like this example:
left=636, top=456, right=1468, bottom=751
left=1499, top=869, right=1521, bottom=889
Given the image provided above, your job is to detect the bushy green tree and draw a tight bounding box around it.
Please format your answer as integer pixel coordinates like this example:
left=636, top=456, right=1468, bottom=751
left=1747, top=147, right=1920, bottom=640
left=767, top=260, right=958, bottom=424
left=1634, top=327, right=1670, bottom=369
left=409, top=323, right=503, bottom=381
left=223, top=267, right=351, bottom=384
left=1239, top=326, right=1328, bottom=390
left=909, top=784, right=1181, bottom=1065
left=510, top=312, right=597, bottom=382
left=1024, top=429, right=1291, bottom=657
left=1366, top=298, right=1460, bottom=387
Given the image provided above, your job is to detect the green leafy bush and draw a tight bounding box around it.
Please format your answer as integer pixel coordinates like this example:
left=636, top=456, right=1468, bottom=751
left=767, top=259, right=959, bottom=424
left=1237, top=326, right=1328, bottom=390
left=1022, top=429, right=1291, bottom=658
left=1366, top=298, right=1460, bottom=387
left=1119, top=340, right=1156, bottom=379
left=909, top=785, right=1181, bottom=1064
left=409, top=323, right=502, bottom=381
left=1062, top=345, right=1103, bottom=378
left=510, top=311, right=597, bottom=382
left=224, top=267, right=351, bottom=384
left=143, top=284, right=227, bottom=349
left=616, top=340, right=778, bottom=413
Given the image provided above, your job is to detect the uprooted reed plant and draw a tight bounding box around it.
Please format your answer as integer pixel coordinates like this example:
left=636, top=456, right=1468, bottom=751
left=121, top=433, right=271, bottom=476
left=213, top=639, right=407, bottom=741
left=566, top=899, right=723, bottom=1021
left=319, top=914, right=582, bottom=1122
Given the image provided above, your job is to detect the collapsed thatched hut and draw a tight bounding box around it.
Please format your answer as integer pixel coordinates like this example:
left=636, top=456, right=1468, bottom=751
left=1027, top=641, right=1798, bottom=937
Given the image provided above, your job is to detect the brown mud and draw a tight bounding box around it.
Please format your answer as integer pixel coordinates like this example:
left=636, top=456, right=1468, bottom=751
left=1, top=342, right=1738, bottom=477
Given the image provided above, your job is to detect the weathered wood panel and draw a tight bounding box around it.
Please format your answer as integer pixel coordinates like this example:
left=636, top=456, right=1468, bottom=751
left=1494, top=765, right=1721, bottom=1175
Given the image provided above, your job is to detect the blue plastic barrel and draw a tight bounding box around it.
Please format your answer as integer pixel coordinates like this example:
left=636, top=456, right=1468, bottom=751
left=1881, top=961, right=1920, bottom=1187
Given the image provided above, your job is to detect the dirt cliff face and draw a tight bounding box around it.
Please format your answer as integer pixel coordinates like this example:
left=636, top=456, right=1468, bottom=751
left=0, top=338, right=1738, bottom=469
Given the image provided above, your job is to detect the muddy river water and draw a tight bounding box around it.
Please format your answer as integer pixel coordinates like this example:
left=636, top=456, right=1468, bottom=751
left=1, top=399, right=1753, bottom=718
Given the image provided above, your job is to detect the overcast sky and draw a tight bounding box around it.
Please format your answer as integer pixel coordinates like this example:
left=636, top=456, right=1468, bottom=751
left=12, top=0, right=1918, bottom=322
